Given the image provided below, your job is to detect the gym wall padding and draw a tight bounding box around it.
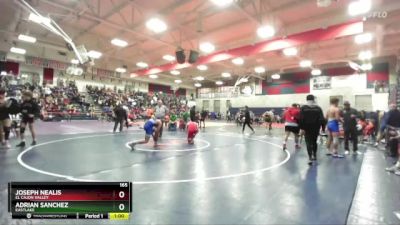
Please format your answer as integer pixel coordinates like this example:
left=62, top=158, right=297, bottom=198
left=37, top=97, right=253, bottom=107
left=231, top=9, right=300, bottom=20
left=0, top=61, right=19, bottom=75
left=43, top=67, right=54, bottom=84
left=366, top=63, right=389, bottom=88
left=259, top=71, right=310, bottom=95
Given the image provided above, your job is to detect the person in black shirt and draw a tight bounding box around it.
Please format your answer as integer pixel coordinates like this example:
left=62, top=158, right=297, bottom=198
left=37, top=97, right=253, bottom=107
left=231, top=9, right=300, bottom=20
left=190, top=106, right=196, bottom=122
left=342, top=101, right=360, bottom=154
left=242, top=106, right=255, bottom=133
left=200, top=109, right=207, bottom=128
left=113, top=104, right=127, bottom=133
left=16, top=91, right=40, bottom=147
left=299, top=95, right=325, bottom=165
left=0, top=89, right=12, bottom=149
left=386, top=104, right=400, bottom=156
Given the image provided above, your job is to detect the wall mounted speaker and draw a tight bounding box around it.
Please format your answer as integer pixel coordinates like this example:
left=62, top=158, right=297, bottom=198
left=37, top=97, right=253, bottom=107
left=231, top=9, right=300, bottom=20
left=176, top=50, right=186, bottom=64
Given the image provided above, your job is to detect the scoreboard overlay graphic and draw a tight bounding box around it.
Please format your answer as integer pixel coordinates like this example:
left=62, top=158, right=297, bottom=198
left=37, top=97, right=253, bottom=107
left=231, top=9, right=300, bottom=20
left=8, top=182, right=132, bottom=220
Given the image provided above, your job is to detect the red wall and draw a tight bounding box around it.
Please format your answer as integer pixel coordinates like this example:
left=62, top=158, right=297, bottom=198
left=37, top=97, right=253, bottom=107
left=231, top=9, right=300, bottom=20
left=0, top=61, right=19, bottom=75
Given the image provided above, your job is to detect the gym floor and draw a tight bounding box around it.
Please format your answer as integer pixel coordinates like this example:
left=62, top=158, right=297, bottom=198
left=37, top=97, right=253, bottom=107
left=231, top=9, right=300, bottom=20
left=1, top=121, right=399, bottom=225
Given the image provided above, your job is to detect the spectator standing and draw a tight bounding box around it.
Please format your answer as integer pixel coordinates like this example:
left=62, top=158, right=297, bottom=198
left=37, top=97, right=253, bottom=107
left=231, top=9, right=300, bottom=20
left=375, top=110, right=389, bottom=147
left=190, top=106, right=196, bottom=122
left=282, top=103, right=301, bottom=150
left=200, top=109, right=207, bottom=128
left=299, top=95, right=325, bottom=165
left=342, top=101, right=360, bottom=155
left=386, top=104, right=400, bottom=157
left=385, top=126, right=400, bottom=175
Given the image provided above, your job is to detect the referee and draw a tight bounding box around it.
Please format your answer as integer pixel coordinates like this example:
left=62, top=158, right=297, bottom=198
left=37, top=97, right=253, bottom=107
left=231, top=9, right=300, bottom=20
left=154, top=100, right=169, bottom=138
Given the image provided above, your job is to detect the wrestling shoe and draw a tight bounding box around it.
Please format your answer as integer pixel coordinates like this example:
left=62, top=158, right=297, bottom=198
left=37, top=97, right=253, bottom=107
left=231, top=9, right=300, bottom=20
left=31, top=141, right=37, bottom=146
left=308, top=159, right=313, bottom=165
left=386, top=162, right=400, bottom=172
left=16, top=141, right=26, bottom=148
left=333, top=154, right=344, bottom=158
left=295, top=144, right=301, bottom=149
left=312, top=155, right=317, bottom=162
left=129, top=143, right=136, bottom=151
left=282, top=143, right=287, bottom=151
left=2, top=141, right=11, bottom=149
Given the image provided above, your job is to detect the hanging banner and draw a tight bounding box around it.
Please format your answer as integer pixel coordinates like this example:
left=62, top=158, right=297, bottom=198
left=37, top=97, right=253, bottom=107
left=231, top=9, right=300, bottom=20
left=25, top=56, right=69, bottom=70
left=95, top=68, right=115, bottom=77
left=24, top=56, right=117, bottom=78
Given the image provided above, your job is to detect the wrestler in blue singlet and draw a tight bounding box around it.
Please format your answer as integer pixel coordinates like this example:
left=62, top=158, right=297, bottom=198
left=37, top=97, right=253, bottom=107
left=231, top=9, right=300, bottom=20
left=143, top=118, right=156, bottom=137
left=327, top=119, right=340, bottom=133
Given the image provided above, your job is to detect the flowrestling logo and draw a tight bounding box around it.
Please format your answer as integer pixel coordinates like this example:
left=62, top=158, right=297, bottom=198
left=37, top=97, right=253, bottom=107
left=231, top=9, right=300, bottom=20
left=367, top=11, right=388, bottom=19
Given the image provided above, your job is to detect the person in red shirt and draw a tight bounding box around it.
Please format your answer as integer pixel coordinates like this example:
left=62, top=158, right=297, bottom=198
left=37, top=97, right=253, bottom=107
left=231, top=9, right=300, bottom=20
left=283, top=103, right=301, bottom=150
left=187, top=119, right=199, bottom=144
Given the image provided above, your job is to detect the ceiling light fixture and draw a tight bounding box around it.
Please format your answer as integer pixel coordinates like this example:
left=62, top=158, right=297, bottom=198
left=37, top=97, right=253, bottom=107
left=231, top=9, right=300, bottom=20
left=28, top=13, right=51, bottom=25
left=136, top=62, right=148, bottom=68
left=116, top=67, right=127, bottom=73
left=199, top=42, right=215, bottom=53
left=271, top=73, right=280, bottom=79
left=197, top=65, right=208, bottom=71
left=210, top=0, right=233, bottom=7
left=354, top=33, right=373, bottom=44
left=163, top=54, right=175, bottom=61
left=348, top=0, right=372, bottom=16
left=361, top=63, right=373, bottom=71
left=111, top=38, right=128, bottom=47
left=174, top=79, right=182, bottom=84
left=283, top=47, right=298, bottom=56
left=358, top=50, right=372, bottom=60
left=70, top=59, right=79, bottom=64
left=194, top=76, right=204, bottom=81
left=221, top=72, right=231, bottom=78
left=311, top=69, right=322, bottom=76
left=146, top=18, right=167, bottom=33
left=130, top=73, right=137, bottom=78
left=232, top=57, right=244, bottom=65
left=18, top=34, right=36, bottom=43
left=10, top=47, right=26, bottom=55
left=87, top=50, right=102, bottom=59
left=194, top=83, right=202, bottom=87
left=257, top=25, right=275, bottom=38
left=254, top=66, right=266, bottom=73
left=149, top=74, right=158, bottom=79
left=215, top=80, right=224, bottom=85
left=170, top=70, right=180, bottom=75
left=300, top=60, right=312, bottom=68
